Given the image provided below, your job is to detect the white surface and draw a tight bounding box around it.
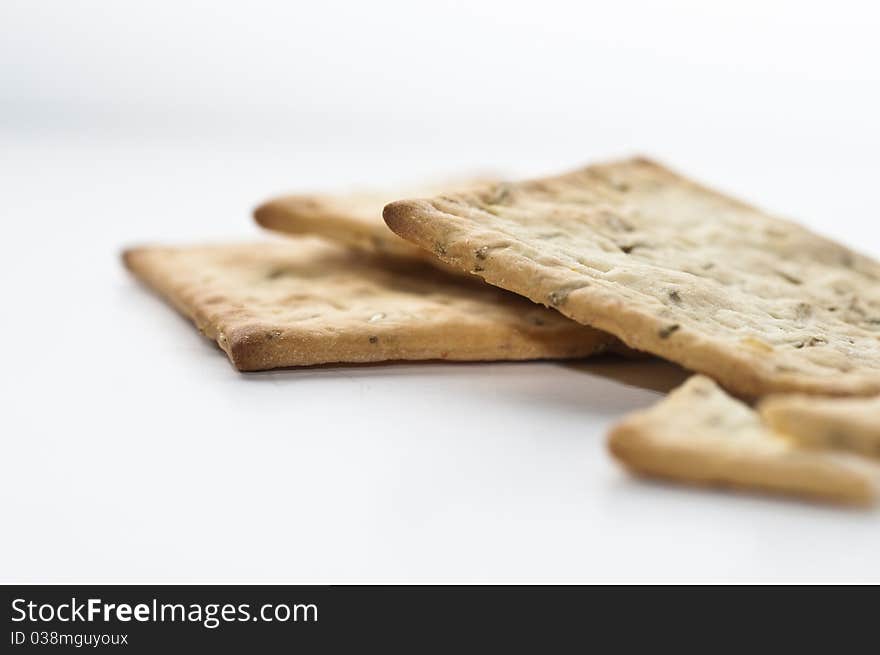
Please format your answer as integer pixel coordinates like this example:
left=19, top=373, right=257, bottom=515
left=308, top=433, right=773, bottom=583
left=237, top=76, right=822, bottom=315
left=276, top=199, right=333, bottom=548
left=2, top=1, right=880, bottom=583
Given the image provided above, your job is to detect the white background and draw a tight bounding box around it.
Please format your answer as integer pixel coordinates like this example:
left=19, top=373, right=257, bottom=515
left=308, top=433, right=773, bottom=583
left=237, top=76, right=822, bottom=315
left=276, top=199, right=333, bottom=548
left=2, top=1, right=879, bottom=583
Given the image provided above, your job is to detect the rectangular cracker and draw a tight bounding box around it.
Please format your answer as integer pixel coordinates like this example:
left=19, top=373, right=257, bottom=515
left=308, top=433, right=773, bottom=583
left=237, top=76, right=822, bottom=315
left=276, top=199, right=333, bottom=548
left=608, top=376, right=879, bottom=504
left=759, top=395, right=880, bottom=458
left=123, top=239, right=614, bottom=371
left=254, top=178, right=495, bottom=264
left=383, top=157, right=880, bottom=398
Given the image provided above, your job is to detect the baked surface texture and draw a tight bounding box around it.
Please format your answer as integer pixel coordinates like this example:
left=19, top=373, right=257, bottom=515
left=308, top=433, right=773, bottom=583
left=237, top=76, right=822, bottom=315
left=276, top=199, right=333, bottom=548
left=123, top=240, right=614, bottom=371
left=608, top=376, right=879, bottom=504
left=383, top=157, right=880, bottom=397
left=254, top=178, right=495, bottom=263
left=760, top=394, right=880, bottom=458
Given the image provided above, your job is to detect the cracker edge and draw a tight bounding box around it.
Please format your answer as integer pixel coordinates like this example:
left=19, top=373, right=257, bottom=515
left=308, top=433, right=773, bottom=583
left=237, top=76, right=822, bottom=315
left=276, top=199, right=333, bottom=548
left=123, top=247, right=262, bottom=370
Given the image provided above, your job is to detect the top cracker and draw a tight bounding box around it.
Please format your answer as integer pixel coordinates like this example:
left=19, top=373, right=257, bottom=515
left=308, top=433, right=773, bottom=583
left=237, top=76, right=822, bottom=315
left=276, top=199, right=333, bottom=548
left=384, top=157, right=880, bottom=397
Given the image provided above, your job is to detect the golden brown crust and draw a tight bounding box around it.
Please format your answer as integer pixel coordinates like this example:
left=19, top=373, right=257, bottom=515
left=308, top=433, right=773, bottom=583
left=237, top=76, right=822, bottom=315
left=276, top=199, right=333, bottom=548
left=383, top=157, right=880, bottom=398
left=123, top=239, right=615, bottom=371
left=608, top=376, right=880, bottom=504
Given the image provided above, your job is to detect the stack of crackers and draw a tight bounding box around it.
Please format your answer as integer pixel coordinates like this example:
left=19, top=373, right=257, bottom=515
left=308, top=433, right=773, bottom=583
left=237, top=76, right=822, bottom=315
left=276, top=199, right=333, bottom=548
left=125, top=157, right=880, bottom=505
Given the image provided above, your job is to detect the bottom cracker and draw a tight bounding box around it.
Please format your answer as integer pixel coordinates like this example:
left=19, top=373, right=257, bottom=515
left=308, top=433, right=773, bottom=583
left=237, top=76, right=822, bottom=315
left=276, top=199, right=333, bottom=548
left=608, top=375, right=879, bottom=504
left=124, top=239, right=614, bottom=371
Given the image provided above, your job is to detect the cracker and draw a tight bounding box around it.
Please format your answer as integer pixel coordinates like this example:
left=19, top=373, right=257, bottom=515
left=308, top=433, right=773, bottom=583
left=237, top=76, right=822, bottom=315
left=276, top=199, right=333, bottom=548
left=608, top=376, right=879, bottom=504
left=760, top=394, right=880, bottom=458
left=123, top=239, right=614, bottom=371
left=383, top=157, right=880, bottom=397
left=254, top=178, right=495, bottom=263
